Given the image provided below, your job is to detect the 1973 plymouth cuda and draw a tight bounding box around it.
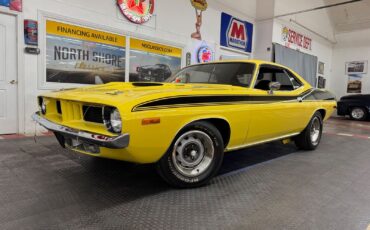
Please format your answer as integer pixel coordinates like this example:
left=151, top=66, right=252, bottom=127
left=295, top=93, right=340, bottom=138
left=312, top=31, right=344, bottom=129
left=33, top=60, right=337, bottom=188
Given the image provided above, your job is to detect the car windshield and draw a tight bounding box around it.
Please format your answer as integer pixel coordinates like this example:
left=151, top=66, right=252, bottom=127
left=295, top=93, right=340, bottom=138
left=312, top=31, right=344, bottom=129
left=165, top=63, right=256, bottom=87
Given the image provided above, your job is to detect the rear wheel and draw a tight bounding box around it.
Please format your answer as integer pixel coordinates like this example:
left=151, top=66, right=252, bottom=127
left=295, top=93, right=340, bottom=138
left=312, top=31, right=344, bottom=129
left=295, top=112, right=323, bottom=150
left=350, top=107, right=367, bottom=121
left=156, top=121, right=224, bottom=188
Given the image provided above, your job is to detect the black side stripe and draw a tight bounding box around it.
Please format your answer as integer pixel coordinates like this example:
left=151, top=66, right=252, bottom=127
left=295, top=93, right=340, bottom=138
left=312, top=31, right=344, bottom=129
left=132, top=89, right=334, bottom=112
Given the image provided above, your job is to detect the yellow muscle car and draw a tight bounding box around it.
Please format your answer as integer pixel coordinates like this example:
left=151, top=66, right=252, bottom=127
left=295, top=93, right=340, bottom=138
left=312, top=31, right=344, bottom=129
left=32, top=60, right=337, bottom=188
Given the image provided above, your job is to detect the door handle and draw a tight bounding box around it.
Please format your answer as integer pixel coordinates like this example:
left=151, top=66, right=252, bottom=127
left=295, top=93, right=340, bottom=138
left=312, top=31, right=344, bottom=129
left=9, top=80, right=18, bottom=85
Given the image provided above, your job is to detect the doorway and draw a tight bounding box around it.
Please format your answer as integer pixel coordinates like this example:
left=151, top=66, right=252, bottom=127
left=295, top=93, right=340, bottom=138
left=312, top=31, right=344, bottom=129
left=0, top=13, right=18, bottom=134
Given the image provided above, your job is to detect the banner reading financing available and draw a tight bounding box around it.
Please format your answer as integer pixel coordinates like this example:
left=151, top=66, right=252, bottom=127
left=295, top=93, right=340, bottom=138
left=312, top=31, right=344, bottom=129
left=220, top=12, right=253, bottom=53
left=129, top=38, right=182, bottom=82
left=46, top=20, right=126, bottom=85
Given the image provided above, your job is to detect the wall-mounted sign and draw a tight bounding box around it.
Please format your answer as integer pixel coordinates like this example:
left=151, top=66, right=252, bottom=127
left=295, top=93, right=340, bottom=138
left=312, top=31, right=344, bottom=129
left=186, top=52, right=192, bottom=66
left=24, top=20, right=38, bottom=46
left=220, top=12, right=253, bottom=53
left=282, top=26, right=312, bottom=51
left=117, top=0, right=155, bottom=24
left=197, top=46, right=214, bottom=63
left=190, top=0, right=207, bottom=40
left=10, top=0, right=21, bottom=11
left=129, top=38, right=182, bottom=82
left=46, top=20, right=126, bottom=85
left=0, top=0, right=10, bottom=7
left=190, top=0, right=207, bottom=11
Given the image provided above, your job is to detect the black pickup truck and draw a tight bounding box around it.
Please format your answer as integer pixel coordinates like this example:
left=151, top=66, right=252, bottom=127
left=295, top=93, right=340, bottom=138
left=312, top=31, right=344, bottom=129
left=337, top=94, right=370, bottom=121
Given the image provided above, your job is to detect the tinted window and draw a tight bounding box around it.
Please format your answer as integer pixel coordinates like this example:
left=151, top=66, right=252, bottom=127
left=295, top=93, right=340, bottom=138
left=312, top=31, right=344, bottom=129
left=166, top=63, right=255, bottom=87
left=254, top=66, right=302, bottom=91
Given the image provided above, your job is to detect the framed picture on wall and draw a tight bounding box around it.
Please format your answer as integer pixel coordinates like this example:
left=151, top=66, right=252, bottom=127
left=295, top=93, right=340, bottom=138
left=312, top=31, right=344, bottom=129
left=317, top=76, right=326, bottom=89
left=318, top=62, right=325, bottom=75
left=345, top=61, right=368, bottom=75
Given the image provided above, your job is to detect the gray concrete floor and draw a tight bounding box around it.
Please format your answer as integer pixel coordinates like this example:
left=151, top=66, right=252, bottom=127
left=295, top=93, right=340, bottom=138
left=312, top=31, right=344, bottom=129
left=0, top=118, right=369, bottom=230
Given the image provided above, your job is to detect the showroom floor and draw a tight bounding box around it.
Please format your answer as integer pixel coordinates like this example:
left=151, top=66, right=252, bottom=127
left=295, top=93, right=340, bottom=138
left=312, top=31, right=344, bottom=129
left=0, top=117, right=369, bottom=230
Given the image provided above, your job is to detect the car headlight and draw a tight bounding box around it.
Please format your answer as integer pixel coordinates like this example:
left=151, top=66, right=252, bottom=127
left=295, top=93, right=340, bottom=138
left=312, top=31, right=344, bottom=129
left=103, top=107, right=122, bottom=134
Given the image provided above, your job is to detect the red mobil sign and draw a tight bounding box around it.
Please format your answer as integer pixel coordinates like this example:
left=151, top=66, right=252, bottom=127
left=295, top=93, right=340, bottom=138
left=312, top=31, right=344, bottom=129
left=220, top=12, right=253, bottom=53
left=282, top=27, right=312, bottom=50
left=228, top=19, right=247, bottom=50
left=117, top=0, right=155, bottom=24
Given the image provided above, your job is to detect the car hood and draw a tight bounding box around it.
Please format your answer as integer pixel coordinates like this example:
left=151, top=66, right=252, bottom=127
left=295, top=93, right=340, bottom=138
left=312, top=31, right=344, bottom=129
left=41, top=82, right=249, bottom=107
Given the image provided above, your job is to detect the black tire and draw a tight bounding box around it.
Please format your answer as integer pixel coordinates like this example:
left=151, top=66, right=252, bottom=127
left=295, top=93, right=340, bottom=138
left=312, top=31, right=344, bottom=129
left=156, top=121, right=224, bottom=188
left=295, top=111, right=323, bottom=151
left=349, top=107, right=367, bottom=121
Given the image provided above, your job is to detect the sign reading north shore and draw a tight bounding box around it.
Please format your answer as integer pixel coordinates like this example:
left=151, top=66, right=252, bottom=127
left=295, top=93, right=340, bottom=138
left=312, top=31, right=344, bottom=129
left=117, top=0, right=155, bottom=24
left=282, top=26, right=312, bottom=51
left=220, top=12, right=253, bottom=53
left=46, top=20, right=126, bottom=85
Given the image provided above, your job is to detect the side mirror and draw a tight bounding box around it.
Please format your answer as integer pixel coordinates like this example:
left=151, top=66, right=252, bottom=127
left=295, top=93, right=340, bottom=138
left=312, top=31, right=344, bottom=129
left=269, top=82, right=281, bottom=94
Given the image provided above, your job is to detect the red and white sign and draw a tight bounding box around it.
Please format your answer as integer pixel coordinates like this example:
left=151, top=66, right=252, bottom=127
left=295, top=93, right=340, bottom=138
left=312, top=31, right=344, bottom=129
left=282, top=26, right=312, bottom=51
left=117, top=0, right=155, bottom=24
left=227, top=18, right=248, bottom=50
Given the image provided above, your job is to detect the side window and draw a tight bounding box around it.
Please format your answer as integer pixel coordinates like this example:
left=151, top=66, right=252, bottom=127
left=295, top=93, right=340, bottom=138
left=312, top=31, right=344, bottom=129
left=285, top=70, right=303, bottom=89
left=254, top=67, right=277, bottom=91
left=254, top=66, right=302, bottom=91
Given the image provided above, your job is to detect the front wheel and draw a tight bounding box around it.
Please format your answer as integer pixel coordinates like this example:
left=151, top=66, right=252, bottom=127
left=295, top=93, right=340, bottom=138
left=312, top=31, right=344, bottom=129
left=295, top=112, right=323, bottom=150
left=350, top=107, right=367, bottom=121
left=156, top=121, right=224, bottom=188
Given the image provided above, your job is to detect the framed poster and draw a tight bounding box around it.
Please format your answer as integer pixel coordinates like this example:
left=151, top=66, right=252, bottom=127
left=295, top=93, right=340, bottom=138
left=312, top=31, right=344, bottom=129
left=129, top=38, right=182, bottom=82
left=317, top=76, right=326, bottom=89
left=345, top=61, right=368, bottom=75
left=10, top=0, right=22, bottom=11
left=347, top=74, right=363, bottom=93
left=318, top=62, right=325, bottom=75
left=24, top=20, right=38, bottom=45
left=45, top=20, right=126, bottom=85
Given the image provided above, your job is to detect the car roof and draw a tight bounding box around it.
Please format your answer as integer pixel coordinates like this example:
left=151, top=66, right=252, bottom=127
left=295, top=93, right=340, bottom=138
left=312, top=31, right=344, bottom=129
left=188, top=59, right=288, bottom=68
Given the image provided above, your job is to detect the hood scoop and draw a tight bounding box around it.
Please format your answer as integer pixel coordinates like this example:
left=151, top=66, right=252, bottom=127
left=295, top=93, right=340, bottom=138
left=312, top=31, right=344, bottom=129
left=132, top=82, right=164, bottom=87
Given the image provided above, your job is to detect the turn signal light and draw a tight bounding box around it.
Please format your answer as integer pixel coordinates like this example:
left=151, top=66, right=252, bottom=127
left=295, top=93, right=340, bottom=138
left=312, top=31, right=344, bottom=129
left=142, top=118, right=161, bottom=125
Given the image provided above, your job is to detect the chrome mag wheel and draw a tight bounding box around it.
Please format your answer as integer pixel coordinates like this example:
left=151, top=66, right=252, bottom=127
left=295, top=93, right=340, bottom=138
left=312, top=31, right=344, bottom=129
left=351, top=108, right=365, bottom=120
left=310, top=117, right=321, bottom=145
left=172, top=130, right=215, bottom=178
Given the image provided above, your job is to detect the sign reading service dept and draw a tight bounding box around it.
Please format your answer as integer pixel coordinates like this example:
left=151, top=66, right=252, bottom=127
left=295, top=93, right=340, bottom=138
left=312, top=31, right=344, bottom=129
left=220, top=12, right=253, bottom=53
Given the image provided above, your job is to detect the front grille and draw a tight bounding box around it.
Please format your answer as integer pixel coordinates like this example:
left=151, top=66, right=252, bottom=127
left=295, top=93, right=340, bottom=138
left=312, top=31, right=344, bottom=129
left=56, top=101, right=62, bottom=114
left=83, top=106, right=103, bottom=124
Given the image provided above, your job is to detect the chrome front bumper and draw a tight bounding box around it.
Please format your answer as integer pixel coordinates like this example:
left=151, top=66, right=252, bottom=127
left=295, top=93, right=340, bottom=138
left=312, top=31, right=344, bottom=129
left=32, top=112, right=129, bottom=149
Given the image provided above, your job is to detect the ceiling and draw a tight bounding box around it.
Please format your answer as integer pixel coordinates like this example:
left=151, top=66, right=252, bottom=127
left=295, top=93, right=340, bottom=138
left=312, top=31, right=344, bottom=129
left=324, top=0, right=370, bottom=33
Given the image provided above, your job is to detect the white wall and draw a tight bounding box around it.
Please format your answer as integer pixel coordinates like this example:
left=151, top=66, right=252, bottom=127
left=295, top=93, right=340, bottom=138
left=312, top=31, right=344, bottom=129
left=272, top=19, right=333, bottom=88
left=271, top=0, right=334, bottom=88
left=330, top=29, right=370, bottom=98
left=18, top=0, right=257, bottom=134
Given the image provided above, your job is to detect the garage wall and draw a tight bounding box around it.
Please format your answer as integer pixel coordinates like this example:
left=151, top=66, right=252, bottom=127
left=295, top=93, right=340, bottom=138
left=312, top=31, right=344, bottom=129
left=272, top=19, right=333, bottom=88
left=330, top=29, right=370, bottom=99
left=272, top=0, right=334, bottom=88
left=20, top=0, right=257, bottom=134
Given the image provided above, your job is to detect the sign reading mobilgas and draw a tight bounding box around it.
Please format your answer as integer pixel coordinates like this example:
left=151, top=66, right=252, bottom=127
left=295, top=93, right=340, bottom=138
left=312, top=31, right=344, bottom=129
left=220, top=12, right=253, bottom=53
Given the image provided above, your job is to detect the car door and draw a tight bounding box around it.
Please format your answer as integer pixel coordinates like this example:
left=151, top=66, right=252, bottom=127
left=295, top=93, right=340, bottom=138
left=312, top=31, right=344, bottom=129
left=245, top=64, right=312, bottom=144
